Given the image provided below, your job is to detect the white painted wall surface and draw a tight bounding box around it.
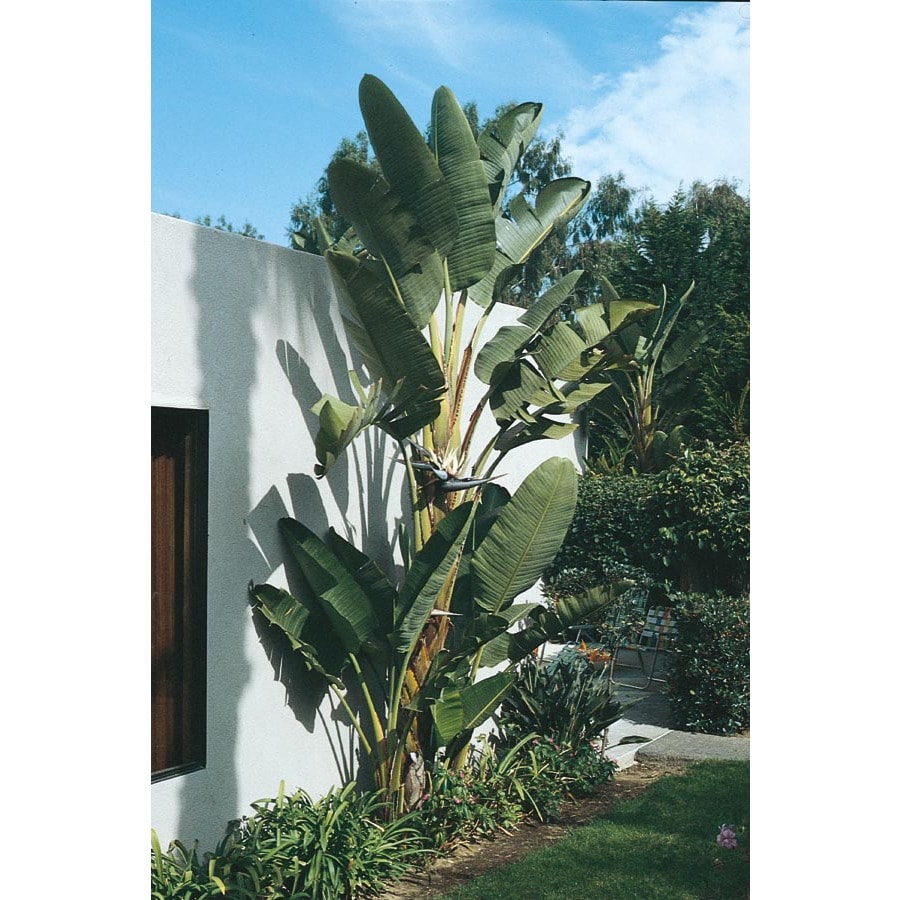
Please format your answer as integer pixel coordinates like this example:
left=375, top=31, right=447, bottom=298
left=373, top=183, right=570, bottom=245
left=150, top=213, right=584, bottom=852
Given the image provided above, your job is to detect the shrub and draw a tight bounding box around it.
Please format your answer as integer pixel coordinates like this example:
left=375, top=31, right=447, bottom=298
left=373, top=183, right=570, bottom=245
left=666, top=592, right=750, bottom=735
left=415, top=733, right=617, bottom=844
left=416, top=744, right=524, bottom=850
left=501, top=736, right=570, bottom=821
left=151, top=782, right=426, bottom=900
left=495, top=648, right=624, bottom=750
left=648, top=441, right=749, bottom=594
left=545, top=441, right=749, bottom=597
left=524, top=736, right=618, bottom=800
left=151, top=830, right=261, bottom=899
left=544, top=473, right=656, bottom=589
left=490, top=648, right=622, bottom=817
left=494, top=734, right=618, bottom=822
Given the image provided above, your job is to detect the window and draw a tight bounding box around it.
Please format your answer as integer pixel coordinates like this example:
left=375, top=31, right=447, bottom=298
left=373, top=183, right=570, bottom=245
left=151, top=407, right=208, bottom=781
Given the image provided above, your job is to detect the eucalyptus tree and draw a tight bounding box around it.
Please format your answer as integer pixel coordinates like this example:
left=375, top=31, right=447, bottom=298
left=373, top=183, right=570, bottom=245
left=596, top=181, right=750, bottom=449
left=288, top=132, right=379, bottom=254
left=162, top=212, right=265, bottom=241
left=251, top=76, right=654, bottom=816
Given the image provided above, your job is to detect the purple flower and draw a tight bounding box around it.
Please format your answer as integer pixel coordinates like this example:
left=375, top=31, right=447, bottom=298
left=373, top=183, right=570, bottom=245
left=716, top=825, right=738, bottom=849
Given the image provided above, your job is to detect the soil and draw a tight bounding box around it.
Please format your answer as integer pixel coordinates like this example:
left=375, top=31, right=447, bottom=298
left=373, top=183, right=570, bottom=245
left=380, top=762, right=686, bottom=899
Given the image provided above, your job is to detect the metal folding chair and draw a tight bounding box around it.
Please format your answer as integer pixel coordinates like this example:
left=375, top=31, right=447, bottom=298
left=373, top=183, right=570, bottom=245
left=609, top=606, right=678, bottom=690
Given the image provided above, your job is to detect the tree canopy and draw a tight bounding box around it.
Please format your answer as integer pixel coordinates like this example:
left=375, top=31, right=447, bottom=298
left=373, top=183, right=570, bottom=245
left=163, top=212, right=265, bottom=241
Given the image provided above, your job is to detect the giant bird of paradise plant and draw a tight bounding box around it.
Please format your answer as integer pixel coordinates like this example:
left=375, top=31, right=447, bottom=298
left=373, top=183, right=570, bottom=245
left=250, top=76, right=655, bottom=816
left=588, top=276, right=700, bottom=473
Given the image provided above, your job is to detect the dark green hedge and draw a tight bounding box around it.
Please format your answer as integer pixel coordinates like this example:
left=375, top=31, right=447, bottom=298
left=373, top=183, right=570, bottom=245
left=543, top=473, right=656, bottom=592
left=545, top=441, right=749, bottom=597
left=648, top=441, right=749, bottom=594
left=666, top=592, right=750, bottom=735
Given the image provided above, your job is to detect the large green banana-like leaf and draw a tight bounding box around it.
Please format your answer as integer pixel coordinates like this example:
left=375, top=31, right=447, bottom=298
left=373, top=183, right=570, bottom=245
left=475, top=608, right=562, bottom=668
left=394, top=502, right=475, bottom=653
left=599, top=274, right=621, bottom=301
left=459, top=669, right=516, bottom=728
left=499, top=179, right=591, bottom=264
left=250, top=583, right=310, bottom=651
left=311, top=381, right=382, bottom=478
left=472, top=324, right=531, bottom=385
left=462, top=602, right=546, bottom=656
left=390, top=251, right=446, bottom=331
left=326, top=249, right=445, bottom=431
left=532, top=323, right=591, bottom=382
left=646, top=282, right=696, bottom=369
left=449, top=484, right=511, bottom=619
left=474, top=631, right=516, bottom=669
left=553, top=584, right=622, bottom=627
left=476, top=584, right=620, bottom=667
left=341, top=313, right=383, bottom=382
left=431, top=671, right=516, bottom=746
left=328, top=158, right=435, bottom=279
left=541, top=379, right=612, bottom=415
left=431, top=86, right=496, bottom=290
left=250, top=583, right=347, bottom=685
left=494, top=417, right=579, bottom=453
left=570, top=303, right=611, bottom=346
left=488, top=359, right=561, bottom=424
left=658, top=323, right=706, bottom=377
left=359, top=75, right=459, bottom=258
left=468, top=178, right=590, bottom=307
left=328, top=170, right=445, bottom=331
left=518, top=269, right=585, bottom=330
left=477, top=102, right=544, bottom=214
left=609, top=299, right=660, bottom=335
left=454, top=603, right=541, bottom=653
left=555, top=348, right=607, bottom=383
left=373, top=376, right=446, bottom=441
left=474, top=270, right=584, bottom=383
left=471, top=457, right=577, bottom=613
left=431, top=686, right=464, bottom=746
left=326, top=529, right=398, bottom=637
left=279, top=517, right=379, bottom=654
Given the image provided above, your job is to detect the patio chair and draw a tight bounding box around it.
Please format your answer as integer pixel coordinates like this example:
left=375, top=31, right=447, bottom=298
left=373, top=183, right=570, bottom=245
left=609, top=605, right=678, bottom=690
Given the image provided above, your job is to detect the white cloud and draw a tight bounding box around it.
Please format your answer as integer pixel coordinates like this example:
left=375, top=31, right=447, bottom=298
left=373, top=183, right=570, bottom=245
left=557, top=4, right=750, bottom=202
left=323, top=0, right=593, bottom=111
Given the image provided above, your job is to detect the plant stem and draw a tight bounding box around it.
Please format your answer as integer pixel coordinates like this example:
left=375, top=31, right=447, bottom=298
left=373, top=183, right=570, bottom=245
left=329, top=684, right=373, bottom=759
left=349, top=652, right=388, bottom=788
left=399, top=442, right=425, bottom=552
left=442, top=264, right=454, bottom=373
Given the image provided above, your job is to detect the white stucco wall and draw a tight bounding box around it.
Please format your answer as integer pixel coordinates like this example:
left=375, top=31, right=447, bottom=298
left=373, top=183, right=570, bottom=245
left=150, top=212, right=585, bottom=852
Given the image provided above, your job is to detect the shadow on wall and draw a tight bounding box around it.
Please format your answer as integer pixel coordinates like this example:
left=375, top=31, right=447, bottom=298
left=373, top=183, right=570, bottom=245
left=245, top=254, right=402, bottom=788
left=172, top=226, right=268, bottom=846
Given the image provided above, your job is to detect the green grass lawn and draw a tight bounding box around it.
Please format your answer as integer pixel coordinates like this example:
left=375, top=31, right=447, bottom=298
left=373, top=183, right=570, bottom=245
left=438, top=760, right=750, bottom=899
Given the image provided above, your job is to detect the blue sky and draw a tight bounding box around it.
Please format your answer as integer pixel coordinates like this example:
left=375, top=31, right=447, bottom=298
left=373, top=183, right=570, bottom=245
left=152, top=0, right=749, bottom=246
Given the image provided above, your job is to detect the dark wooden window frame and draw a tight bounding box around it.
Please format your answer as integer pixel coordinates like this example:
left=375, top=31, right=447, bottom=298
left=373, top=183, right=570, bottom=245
left=151, top=406, right=208, bottom=782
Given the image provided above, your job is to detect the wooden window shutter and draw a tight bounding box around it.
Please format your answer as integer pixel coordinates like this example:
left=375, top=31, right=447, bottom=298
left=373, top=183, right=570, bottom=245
left=151, top=407, right=208, bottom=781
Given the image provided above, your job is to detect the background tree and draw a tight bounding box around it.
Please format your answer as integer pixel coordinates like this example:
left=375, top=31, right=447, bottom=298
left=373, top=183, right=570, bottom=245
left=593, top=180, right=750, bottom=454
left=289, top=132, right=379, bottom=254
left=163, top=211, right=265, bottom=241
